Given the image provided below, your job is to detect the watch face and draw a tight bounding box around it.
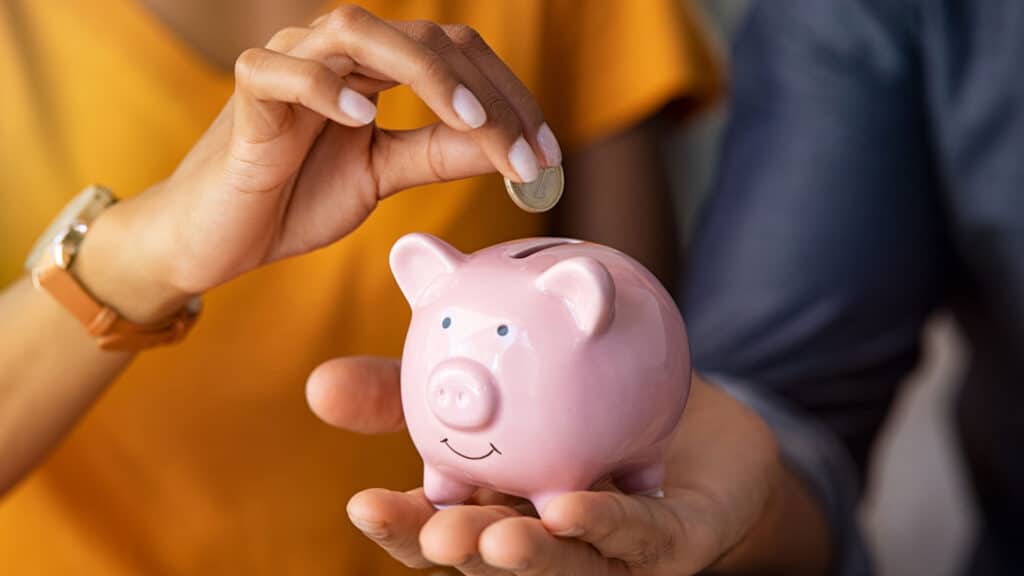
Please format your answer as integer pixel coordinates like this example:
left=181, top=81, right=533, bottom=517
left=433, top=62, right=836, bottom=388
left=23, top=185, right=117, bottom=272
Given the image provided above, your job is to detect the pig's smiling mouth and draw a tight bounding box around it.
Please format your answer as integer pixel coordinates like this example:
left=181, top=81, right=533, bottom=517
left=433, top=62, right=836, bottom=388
left=440, top=438, right=502, bottom=460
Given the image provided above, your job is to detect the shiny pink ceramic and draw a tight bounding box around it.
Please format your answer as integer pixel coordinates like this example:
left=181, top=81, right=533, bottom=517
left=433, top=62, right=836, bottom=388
left=390, top=233, right=690, bottom=513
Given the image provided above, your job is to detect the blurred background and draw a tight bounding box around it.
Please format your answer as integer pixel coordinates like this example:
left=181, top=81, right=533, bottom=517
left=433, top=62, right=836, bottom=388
left=672, top=2, right=978, bottom=575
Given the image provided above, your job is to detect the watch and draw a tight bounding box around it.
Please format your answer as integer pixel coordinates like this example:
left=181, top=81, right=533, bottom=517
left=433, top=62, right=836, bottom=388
left=25, top=185, right=201, bottom=351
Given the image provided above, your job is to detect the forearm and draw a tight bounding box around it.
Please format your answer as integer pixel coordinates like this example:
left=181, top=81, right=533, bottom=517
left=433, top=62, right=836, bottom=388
left=0, top=276, right=131, bottom=495
left=0, top=198, right=182, bottom=495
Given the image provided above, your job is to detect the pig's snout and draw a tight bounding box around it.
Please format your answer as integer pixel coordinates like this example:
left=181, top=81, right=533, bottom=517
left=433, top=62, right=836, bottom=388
left=427, top=358, right=497, bottom=430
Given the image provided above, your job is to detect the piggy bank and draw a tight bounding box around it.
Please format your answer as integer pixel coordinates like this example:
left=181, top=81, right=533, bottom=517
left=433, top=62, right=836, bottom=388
left=391, top=233, right=690, bottom=513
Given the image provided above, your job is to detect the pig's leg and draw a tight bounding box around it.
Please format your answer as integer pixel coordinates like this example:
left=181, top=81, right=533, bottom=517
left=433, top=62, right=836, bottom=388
left=613, top=461, right=665, bottom=498
left=423, top=465, right=475, bottom=509
left=530, top=491, right=565, bottom=516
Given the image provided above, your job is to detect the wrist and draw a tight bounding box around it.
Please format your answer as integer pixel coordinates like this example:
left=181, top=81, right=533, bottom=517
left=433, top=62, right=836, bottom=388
left=73, top=190, right=193, bottom=324
left=709, top=460, right=833, bottom=576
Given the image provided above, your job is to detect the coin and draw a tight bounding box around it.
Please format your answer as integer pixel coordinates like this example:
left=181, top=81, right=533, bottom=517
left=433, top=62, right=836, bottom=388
left=504, top=165, right=564, bottom=213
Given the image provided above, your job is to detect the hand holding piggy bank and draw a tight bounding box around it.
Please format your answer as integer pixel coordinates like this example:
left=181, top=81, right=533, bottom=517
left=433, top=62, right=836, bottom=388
left=391, top=233, right=690, bottom=514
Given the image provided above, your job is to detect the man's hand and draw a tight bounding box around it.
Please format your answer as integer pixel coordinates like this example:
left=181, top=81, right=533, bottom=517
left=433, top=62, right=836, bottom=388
left=307, top=359, right=831, bottom=575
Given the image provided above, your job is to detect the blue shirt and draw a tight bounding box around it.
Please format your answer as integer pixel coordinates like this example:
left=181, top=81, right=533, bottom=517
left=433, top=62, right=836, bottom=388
left=683, top=1, right=1024, bottom=574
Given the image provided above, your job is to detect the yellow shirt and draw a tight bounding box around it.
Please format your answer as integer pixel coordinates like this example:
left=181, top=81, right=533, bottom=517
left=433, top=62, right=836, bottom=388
left=0, top=0, right=719, bottom=573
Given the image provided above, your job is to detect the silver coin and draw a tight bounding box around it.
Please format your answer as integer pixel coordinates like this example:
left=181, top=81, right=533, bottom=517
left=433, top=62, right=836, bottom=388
left=504, top=165, right=564, bottom=213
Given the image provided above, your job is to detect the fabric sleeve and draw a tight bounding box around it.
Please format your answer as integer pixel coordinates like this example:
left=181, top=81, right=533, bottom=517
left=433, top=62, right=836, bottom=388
left=682, top=0, right=947, bottom=572
left=538, top=0, right=724, bottom=151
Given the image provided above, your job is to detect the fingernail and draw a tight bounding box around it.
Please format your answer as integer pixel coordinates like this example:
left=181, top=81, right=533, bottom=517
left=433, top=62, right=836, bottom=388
left=536, top=122, right=562, bottom=166
left=452, top=84, right=486, bottom=128
left=552, top=526, right=584, bottom=538
left=339, top=87, right=377, bottom=125
left=508, top=136, right=540, bottom=182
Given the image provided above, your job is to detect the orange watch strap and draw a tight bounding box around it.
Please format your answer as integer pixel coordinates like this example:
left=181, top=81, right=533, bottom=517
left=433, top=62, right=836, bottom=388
left=34, top=265, right=199, bottom=351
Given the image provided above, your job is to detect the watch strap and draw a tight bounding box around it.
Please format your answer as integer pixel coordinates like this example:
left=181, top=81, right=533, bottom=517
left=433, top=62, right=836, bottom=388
left=34, top=265, right=200, bottom=351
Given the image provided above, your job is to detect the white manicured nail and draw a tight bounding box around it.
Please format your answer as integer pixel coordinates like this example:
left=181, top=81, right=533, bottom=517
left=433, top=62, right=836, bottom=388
left=536, top=122, right=562, bottom=166
left=339, top=87, right=376, bottom=125
left=508, top=136, right=540, bottom=182
left=452, top=84, right=486, bottom=128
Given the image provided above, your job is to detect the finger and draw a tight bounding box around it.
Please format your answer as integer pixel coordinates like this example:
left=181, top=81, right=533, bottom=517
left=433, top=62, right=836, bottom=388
left=442, top=24, right=562, bottom=167
left=478, top=516, right=627, bottom=576
left=266, top=26, right=398, bottom=93
left=392, top=20, right=541, bottom=183
left=233, top=47, right=375, bottom=144
left=540, top=490, right=685, bottom=568
left=372, top=123, right=494, bottom=196
left=470, top=489, right=536, bottom=516
left=419, top=504, right=520, bottom=572
left=345, top=74, right=399, bottom=95
left=264, top=26, right=311, bottom=52
left=308, top=11, right=333, bottom=28
left=448, top=555, right=515, bottom=576
left=347, top=488, right=435, bottom=569
left=306, top=356, right=404, bottom=434
left=293, top=8, right=544, bottom=183
left=289, top=7, right=473, bottom=127
left=271, top=28, right=393, bottom=95
left=298, top=16, right=435, bottom=89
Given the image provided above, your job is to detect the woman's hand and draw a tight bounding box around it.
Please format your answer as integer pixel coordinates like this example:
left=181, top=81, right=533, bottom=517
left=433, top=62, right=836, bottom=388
left=306, top=360, right=833, bottom=575
left=76, top=6, right=561, bottom=322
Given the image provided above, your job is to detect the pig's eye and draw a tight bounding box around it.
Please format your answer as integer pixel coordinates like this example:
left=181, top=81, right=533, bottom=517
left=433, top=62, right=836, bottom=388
left=442, top=316, right=452, bottom=329
left=496, top=324, right=509, bottom=336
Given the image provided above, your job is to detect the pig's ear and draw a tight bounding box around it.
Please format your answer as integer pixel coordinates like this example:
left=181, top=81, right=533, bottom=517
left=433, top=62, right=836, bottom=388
left=390, top=233, right=465, bottom=306
left=535, top=257, right=615, bottom=337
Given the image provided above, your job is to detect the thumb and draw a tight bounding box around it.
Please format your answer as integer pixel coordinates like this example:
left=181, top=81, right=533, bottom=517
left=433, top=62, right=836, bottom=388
left=306, top=355, right=405, bottom=434
left=374, top=124, right=493, bottom=198
left=541, top=490, right=690, bottom=569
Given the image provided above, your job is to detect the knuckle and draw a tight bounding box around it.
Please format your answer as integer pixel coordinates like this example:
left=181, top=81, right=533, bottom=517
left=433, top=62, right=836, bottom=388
left=409, top=20, right=448, bottom=47
left=416, top=52, right=455, bottom=89
left=445, top=23, right=483, bottom=47
left=299, top=62, right=333, bottom=95
left=234, top=48, right=267, bottom=84
left=480, top=92, right=521, bottom=132
left=653, top=521, right=680, bottom=565
left=400, top=19, right=430, bottom=38
left=424, top=123, right=448, bottom=182
left=578, top=492, right=621, bottom=540
left=512, top=96, right=544, bottom=129
left=325, top=4, right=370, bottom=31
left=429, top=31, right=459, bottom=58
left=410, top=21, right=459, bottom=60
left=628, top=518, right=675, bottom=568
left=266, top=26, right=305, bottom=49
left=454, top=29, right=496, bottom=62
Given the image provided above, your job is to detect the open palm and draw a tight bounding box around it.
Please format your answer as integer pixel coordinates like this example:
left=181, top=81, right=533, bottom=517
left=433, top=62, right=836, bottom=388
left=306, top=356, right=813, bottom=576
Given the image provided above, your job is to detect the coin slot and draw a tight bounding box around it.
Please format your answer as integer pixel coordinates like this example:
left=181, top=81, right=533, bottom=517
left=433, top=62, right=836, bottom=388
left=508, top=240, right=576, bottom=259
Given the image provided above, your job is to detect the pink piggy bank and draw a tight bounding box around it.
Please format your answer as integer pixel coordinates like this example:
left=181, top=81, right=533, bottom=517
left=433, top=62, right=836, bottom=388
left=390, top=233, right=690, bottom=513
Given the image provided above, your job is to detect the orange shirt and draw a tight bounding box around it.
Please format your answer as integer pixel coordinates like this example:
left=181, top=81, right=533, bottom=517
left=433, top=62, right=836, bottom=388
left=0, top=0, right=720, bottom=573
